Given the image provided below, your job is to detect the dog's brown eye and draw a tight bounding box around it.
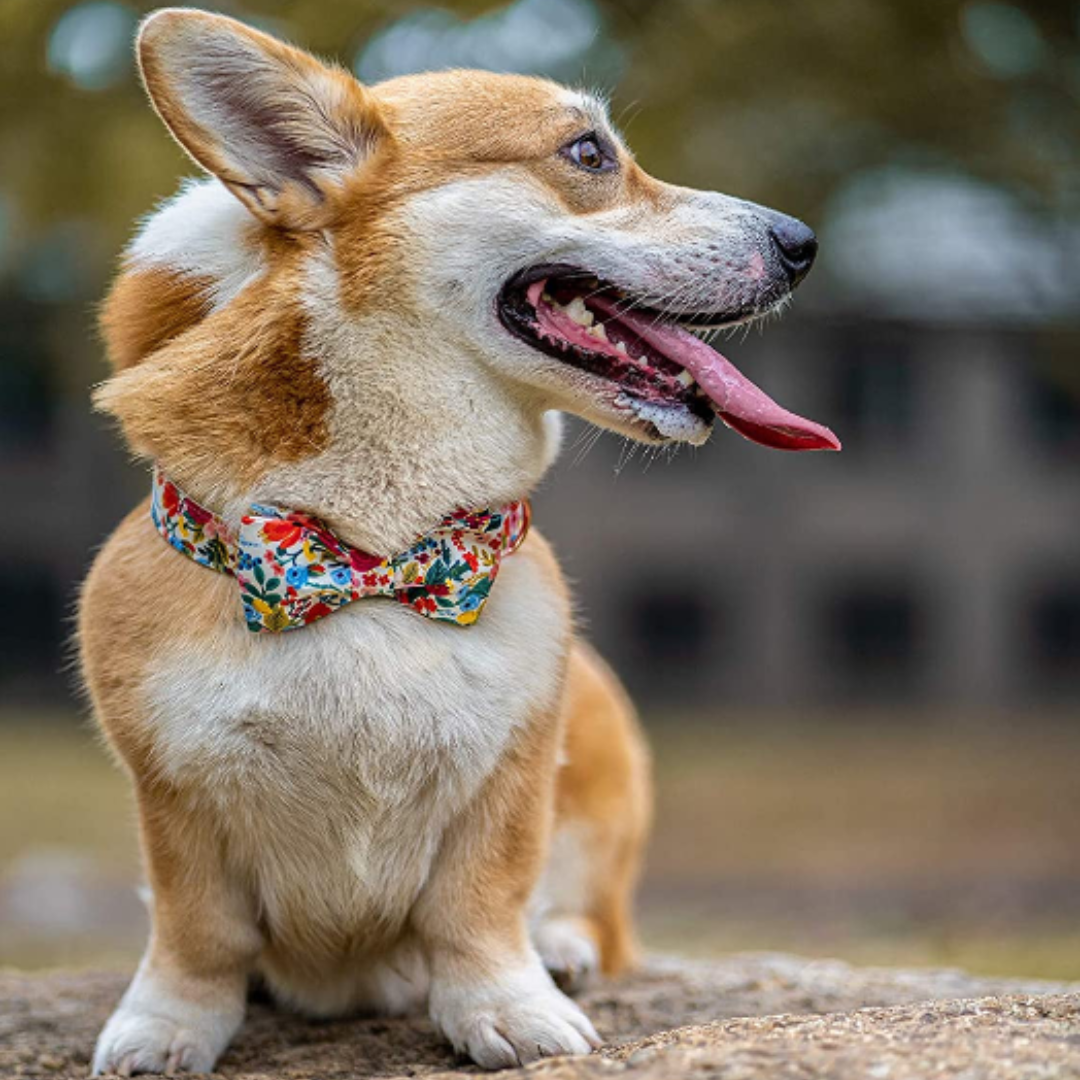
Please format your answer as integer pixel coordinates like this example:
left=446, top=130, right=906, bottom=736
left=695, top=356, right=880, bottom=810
left=565, top=134, right=613, bottom=173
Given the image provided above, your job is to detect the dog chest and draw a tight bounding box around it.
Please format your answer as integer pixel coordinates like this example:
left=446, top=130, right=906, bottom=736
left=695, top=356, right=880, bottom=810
left=139, top=545, right=569, bottom=919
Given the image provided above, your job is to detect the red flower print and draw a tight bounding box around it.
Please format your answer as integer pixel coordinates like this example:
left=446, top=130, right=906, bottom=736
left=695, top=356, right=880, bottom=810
left=184, top=499, right=213, bottom=526
left=261, top=520, right=304, bottom=547
left=349, top=549, right=384, bottom=573
left=162, top=481, right=180, bottom=517
left=463, top=553, right=478, bottom=572
left=307, top=602, right=333, bottom=621
left=308, top=523, right=344, bottom=556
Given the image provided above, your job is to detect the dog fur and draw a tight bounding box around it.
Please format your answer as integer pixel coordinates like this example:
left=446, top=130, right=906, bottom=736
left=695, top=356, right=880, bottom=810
left=81, top=8, right=807, bottom=1073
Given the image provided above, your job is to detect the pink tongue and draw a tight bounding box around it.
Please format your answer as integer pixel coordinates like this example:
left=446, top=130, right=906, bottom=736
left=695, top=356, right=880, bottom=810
left=590, top=296, right=841, bottom=452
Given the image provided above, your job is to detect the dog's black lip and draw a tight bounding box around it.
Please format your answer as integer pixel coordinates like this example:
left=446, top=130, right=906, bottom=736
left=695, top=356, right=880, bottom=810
left=498, top=263, right=765, bottom=329
left=502, top=262, right=583, bottom=292
left=496, top=269, right=714, bottom=429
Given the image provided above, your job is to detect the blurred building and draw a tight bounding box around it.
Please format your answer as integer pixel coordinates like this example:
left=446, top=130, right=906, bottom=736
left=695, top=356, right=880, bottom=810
left=538, top=317, right=1080, bottom=713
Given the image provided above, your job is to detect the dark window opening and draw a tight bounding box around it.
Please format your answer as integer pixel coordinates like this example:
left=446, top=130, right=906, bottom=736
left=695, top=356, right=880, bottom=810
left=821, top=577, right=925, bottom=696
left=0, top=565, right=65, bottom=704
left=0, top=297, right=54, bottom=448
left=831, top=330, right=915, bottom=452
left=621, top=587, right=720, bottom=703
left=1025, top=367, right=1080, bottom=460
left=1027, top=582, right=1080, bottom=690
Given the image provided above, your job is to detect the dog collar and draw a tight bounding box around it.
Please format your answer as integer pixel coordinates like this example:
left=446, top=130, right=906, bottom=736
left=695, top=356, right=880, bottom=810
left=150, top=467, right=530, bottom=632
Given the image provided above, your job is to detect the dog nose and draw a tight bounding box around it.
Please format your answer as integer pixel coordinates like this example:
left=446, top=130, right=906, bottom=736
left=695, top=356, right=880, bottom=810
left=769, top=217, right=818, bottom=286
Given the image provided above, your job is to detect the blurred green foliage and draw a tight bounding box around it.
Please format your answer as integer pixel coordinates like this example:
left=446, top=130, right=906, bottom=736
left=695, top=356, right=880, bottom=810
left=2, top=0, right=1079, bottom=295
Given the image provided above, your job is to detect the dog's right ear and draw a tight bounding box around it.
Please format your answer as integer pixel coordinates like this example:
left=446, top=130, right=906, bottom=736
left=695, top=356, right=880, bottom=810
left=137, top=9, right=386, bottom=230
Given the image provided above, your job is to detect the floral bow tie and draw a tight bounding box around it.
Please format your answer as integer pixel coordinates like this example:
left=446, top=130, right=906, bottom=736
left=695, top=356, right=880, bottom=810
left=150, top=468, right=530, bottom=632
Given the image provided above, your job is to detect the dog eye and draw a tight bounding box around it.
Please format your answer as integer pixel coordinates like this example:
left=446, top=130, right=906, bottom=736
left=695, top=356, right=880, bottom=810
left=564, top=134, right=614, bottom=173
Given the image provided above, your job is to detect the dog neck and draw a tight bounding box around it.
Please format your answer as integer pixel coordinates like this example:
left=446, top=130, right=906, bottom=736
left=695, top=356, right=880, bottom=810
left=249, top=336, right=561, bottom=554
left=268, top=256, right=562, bottom=550
left=98, top=280, right=560, bottom=555
left=96, top=182, right=563, bottom=552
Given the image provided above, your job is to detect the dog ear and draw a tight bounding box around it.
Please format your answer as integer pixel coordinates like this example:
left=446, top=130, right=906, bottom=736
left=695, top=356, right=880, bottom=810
left=137, top=9, right=386, bottom=229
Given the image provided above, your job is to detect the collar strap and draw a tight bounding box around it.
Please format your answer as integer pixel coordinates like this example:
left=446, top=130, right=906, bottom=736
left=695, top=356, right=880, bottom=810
left=150, top=467, right=530, bottom=632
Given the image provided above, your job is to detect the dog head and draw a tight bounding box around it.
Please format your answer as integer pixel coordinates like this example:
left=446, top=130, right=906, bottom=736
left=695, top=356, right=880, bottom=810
left=98, top=9, right=836, bottom=549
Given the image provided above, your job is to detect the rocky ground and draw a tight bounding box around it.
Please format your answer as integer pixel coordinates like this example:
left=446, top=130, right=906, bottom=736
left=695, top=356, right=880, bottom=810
left=3, top=954, right=1079, bottom=1079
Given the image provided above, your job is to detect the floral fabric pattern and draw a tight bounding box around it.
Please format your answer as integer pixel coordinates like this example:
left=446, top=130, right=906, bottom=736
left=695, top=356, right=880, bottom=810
left=150, top=468, right=530, bottom=632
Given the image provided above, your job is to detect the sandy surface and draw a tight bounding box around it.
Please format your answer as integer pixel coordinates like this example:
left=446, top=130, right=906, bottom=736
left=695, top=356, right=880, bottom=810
left=2, top=953, right=1079, bottom=1079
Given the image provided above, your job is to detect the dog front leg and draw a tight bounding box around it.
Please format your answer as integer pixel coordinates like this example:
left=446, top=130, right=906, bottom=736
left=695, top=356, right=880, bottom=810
left=414, top=723, right=601, bottom=1069
left=93, top=783, right=261, bottom=1076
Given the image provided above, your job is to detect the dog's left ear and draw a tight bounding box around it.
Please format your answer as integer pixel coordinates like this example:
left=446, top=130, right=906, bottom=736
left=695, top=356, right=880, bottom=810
left=138, top=8, right=386, bottom=229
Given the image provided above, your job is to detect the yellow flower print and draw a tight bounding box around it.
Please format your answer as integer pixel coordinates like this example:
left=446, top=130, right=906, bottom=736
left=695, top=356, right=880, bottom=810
left=262, top=605, right=290, bottom=632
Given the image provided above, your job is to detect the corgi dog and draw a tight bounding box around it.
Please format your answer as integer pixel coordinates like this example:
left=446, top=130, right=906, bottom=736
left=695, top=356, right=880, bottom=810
left=80, top=8, right=837, bottom=1075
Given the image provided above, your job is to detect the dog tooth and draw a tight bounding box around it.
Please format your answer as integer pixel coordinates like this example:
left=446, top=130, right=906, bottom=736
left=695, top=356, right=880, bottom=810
left=614, top=341, right=628, bottom=355
left=565, top=296, right=594, bottom=327
left=588, top=322, right=609, bottom=341
left=676, top=369, right=695, bottom=388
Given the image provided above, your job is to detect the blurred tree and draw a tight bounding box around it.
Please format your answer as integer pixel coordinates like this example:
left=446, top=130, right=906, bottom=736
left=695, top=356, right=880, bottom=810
left=1, top=0, right=1077, bottom=337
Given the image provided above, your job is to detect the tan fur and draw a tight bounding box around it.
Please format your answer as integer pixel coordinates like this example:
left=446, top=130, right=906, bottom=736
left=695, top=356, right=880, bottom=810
left=79, top=499, right=228, bottom=777
left=95, top=254, right=331, bottom=503
left=555, top=644, right=651, bottom=975
left=100, top=268, right=213, bottom=371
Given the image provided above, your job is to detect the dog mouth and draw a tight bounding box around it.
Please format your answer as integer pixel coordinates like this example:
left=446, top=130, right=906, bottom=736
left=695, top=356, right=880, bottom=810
left=497, top=264, right=840, bottom=451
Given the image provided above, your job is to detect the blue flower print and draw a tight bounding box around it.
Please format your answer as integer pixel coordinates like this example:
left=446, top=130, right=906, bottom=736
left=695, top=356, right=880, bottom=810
left=285, top=565, right=309, bottom=589
left=330, top=566, right=352, bottom=588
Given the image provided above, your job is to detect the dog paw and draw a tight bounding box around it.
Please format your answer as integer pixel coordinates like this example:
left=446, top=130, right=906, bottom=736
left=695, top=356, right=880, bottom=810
left=92, top=1002, right=235, bottom=1076
left=431, top=963, right=601, bottom=1070
left=534, top=916, right=600, bottom=994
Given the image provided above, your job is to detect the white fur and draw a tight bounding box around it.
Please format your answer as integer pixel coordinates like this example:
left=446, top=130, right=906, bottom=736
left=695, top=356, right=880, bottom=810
left=142, top=541, right=568, bottom=1016
left=530, top=822, right=601, bottom=989
left=532, top=917, right=600, bottom=991
left=238, top=246, right=560, bottom=553
left=429, top=954, right=599, bottom=1069
left=92, top=956, right=244, bottom=1076
left=128, top=179, right=266, bottom=308
left=533, top=821, right=596, bottom=919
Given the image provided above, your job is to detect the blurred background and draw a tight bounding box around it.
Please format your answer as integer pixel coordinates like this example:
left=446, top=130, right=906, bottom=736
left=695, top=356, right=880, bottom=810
left=2, top=0, right=1079, bottom=980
